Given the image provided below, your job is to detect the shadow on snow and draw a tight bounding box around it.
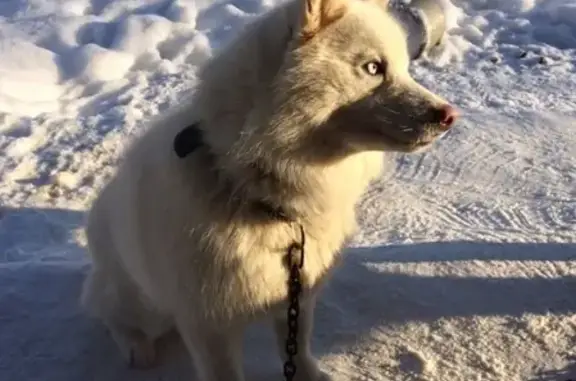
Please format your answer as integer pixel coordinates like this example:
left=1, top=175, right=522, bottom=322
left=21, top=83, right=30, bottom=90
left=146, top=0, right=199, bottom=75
left=0, top=206, right=574, bottom=381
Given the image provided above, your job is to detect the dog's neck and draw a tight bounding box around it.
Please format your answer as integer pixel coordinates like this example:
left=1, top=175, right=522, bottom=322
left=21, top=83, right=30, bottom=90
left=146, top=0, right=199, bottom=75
left=174, top=123, right=298, bottom=223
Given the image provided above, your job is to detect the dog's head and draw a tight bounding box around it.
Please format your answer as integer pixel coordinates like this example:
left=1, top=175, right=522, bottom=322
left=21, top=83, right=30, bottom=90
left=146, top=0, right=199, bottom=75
left=269, top=0, right=459, bottom=157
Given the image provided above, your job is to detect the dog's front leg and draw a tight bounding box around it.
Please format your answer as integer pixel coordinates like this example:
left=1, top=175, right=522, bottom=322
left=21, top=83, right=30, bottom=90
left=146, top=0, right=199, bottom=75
left=273, top=295, right=332, bottom=381
left=176, top=315, right=245, bottom=381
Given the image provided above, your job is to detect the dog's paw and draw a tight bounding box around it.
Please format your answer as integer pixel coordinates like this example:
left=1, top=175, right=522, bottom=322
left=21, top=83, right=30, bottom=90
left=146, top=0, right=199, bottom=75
left=108, top=326, right=158, bottom=369
left=293, top=370, right=333, bottom=381
left=293, top=358, right=333, bottom=381
left=128, top=340, right=157, bottom=369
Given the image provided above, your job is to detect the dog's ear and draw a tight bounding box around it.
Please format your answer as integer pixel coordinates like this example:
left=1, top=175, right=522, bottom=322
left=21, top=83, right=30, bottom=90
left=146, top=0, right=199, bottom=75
left=298, top=0, right=348, bottom=41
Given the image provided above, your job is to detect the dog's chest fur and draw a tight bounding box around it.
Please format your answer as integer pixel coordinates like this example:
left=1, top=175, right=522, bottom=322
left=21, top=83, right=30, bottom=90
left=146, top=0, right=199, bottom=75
left=176, top=150, right=385, bottom=321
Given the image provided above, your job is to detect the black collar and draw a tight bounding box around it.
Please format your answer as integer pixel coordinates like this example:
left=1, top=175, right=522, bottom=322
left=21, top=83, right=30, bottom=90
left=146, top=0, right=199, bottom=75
left=173, top=123, right=294, bottom=222
left=173, top=123, right=205, bottom=158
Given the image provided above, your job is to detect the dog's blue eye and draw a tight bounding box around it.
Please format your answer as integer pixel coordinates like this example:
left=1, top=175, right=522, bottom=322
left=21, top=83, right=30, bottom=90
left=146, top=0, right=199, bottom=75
left=364, top=61, right=385, bottom=76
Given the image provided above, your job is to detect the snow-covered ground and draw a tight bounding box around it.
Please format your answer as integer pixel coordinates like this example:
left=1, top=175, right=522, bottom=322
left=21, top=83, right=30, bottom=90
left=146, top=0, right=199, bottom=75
left=1, top=0, right=575, bottom=379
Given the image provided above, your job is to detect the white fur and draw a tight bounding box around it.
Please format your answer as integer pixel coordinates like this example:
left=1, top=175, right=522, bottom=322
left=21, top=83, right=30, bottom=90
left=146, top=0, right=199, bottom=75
left=80, top=0, right=455, bottom=379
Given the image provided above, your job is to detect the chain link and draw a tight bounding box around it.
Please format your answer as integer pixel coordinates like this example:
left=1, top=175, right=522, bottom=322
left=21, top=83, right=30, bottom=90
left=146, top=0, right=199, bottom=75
left=283, top=224, right=306, bottom=381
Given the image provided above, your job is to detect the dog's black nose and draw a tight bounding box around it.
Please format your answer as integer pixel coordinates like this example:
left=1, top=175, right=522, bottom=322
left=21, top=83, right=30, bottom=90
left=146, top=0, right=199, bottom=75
left=433, top=105, right=459, bottom=130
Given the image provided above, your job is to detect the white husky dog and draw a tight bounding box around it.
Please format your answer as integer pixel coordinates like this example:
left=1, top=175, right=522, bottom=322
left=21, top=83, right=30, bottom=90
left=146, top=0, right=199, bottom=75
left=80, top=0, right=458, bottom=379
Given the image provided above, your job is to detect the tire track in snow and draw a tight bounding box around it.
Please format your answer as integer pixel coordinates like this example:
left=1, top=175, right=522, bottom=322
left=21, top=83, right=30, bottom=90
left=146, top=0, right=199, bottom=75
left=357, top=110, right=576, bottom=245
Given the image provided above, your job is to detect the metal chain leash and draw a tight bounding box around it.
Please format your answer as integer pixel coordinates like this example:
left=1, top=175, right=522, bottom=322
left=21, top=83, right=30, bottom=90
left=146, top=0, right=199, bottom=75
left=283, top=223, right=306, bottom=381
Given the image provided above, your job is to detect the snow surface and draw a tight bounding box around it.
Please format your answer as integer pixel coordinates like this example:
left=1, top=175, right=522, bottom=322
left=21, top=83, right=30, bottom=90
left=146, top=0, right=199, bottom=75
left=1, top=0, right=575, bottom=380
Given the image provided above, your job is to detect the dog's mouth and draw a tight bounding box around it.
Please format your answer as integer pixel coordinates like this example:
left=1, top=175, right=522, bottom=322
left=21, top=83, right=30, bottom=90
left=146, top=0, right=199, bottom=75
left=385, top=133, right=436, bottom=149
left=364, top=126, right=443, bottom=152
left=333, top=112, right=448, bottom=153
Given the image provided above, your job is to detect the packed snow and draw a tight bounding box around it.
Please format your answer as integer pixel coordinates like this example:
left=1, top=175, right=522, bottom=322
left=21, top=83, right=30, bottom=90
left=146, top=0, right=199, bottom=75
left=0, top=0, right=575, bottom=380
